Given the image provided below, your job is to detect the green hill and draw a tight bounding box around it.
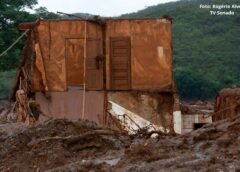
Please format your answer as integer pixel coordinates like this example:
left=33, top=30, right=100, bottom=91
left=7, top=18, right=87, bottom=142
left=123, top=0, right=240, bottom=100
left=1, top=0, right=240, bottom=100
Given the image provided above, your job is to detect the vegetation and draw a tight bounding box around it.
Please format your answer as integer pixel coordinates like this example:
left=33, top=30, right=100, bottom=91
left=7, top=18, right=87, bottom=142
left=1, top=0, right=240, bottom=100
left=0, top=70, right=16, bottom=99
left=0, top=0, right=59, bottom=99
left=123, top=0, right=240, bottom=100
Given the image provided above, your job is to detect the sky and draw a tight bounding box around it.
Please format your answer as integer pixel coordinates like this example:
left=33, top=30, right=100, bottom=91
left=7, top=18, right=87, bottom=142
left=36, top=0, right=177, bottom=17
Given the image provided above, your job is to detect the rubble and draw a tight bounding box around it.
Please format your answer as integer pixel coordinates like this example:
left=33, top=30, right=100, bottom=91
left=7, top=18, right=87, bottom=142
left=0, top=114, right=239, bottom=171
left=0, top=119, right=130, bottom=171
left=181, top=101, right=214, bottom=115
left=0, top=101, right=16, bottom=124
left=116, top=115, right=240, bottom=171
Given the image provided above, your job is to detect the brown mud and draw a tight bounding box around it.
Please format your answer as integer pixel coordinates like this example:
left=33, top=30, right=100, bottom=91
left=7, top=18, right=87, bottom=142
left=0, top=106, right=239, bottom=171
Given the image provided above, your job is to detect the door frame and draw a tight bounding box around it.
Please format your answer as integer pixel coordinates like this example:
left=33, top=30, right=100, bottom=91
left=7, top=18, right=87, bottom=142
left=64, top=37, right=103, bottom=90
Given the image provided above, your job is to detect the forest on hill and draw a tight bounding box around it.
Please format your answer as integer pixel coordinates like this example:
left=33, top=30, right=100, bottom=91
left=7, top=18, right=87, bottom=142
left=0, top=0, right=240, bottom=100
left=123, top=0, right=240, bottom=100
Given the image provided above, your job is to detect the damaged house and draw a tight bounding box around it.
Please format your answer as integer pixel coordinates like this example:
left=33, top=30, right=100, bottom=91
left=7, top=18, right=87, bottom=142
left=11, top=16, right=180, bottom=133
left=213, top=88, right=240, bottom=121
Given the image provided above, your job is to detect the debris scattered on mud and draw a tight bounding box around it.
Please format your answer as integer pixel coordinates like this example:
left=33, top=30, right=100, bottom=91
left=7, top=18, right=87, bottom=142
left=181, top=101, right=214, bottom=115
left=0, top=114, right=240, bottom=171
left=0, top=101, right=16, bottom=124
left=116, top=115, right=240, bottom=172
left=0, top=119, right=130, bottom=171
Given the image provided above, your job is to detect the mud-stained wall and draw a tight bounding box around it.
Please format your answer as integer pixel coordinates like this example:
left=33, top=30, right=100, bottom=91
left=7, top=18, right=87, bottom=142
left=33, top=20, right=103, bottom=91
left=214, top=88, right=240, bottom=121
left=36, top=90, right=104, bottom=123
left=106, top=19, right=173, bottom=91
left=108, top=91, right=174, bottom=131
left=33, top=19, right=173, bottom=92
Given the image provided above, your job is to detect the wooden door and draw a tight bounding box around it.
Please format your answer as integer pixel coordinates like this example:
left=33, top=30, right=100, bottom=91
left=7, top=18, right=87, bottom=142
left=86, top=39, right=103, bottom=90
left=65, top=39, right=84, bottom=86
left=110, top=37, right=131, bottom=90
left=65, top=38, right=103, bottom=90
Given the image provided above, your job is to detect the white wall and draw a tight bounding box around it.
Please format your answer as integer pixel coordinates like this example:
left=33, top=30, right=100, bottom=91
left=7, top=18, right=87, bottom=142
left=173, top=111, right=182, bottom=134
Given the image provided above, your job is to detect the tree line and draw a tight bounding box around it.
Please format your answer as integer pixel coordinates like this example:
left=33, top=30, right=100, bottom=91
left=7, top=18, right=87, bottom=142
left=0, top=0, right=59, bottom=99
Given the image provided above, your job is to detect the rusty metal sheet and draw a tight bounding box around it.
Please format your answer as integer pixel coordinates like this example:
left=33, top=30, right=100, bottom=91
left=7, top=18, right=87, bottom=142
left=106, top=19, right=173, bottom=91
left=35, top=90, right=104, bottom=123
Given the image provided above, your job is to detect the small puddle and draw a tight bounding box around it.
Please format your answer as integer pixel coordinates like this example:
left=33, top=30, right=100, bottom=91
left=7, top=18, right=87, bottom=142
left=96, top=157, right=121, bottom=166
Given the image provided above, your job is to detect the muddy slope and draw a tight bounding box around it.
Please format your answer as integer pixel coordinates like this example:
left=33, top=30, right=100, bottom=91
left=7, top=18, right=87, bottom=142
left=116, top=115, right=240, bottom=172
left=0, top=119, right=130, bottom=171
left=0, top=115, right=240, bottom=171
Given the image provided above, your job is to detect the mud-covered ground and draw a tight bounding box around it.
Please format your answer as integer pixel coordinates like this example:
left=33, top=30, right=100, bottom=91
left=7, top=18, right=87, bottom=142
left=0, top=104, right=240, bottom=171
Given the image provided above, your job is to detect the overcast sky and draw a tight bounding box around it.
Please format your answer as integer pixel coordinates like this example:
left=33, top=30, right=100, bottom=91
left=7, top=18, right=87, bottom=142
left=36, top=0, right=177, bottom=17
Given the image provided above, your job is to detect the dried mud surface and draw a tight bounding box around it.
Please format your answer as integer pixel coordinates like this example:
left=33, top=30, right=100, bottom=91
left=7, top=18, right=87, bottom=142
left=0, top=107, right=240, bottom=171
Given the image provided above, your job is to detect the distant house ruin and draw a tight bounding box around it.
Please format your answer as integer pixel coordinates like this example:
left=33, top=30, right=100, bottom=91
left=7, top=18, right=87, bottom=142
left=11, top=16, right=180, bottom=133
left=213, top=88, right=240, bottom=121
left=177, top=102, right=213, bottom=134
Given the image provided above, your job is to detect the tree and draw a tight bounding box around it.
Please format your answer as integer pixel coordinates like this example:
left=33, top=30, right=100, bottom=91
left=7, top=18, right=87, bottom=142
left=174, top=68, right=220, bottom=100
left=0, top=1, right=60, bottom=71
left=0, top=0, right=38, bottom=71
left=0, top=1, right=61, bottom=99
left=34, top=7, right=60, bottom=19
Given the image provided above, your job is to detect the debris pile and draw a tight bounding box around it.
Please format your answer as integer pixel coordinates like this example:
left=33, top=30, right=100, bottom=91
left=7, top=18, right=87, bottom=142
left=0, top=114, right=239, bottom=171
left=116, top=115, right=240, bottom=171
left=0, top=101, right=16, bottom=124
left=0, top=119, right=130, bottom=171
left=181, top=101, right=214, bottom=115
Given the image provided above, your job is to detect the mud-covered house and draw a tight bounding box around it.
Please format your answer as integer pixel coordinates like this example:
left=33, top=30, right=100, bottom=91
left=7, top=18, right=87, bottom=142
left=213, top=88, right=240, bottom=121
left=11, top=16, right=180, bottom=133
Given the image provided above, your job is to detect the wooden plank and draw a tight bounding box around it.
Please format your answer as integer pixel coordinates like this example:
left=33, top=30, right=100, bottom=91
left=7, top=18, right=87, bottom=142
left=112, top=71, right=128, bottom=77
left=113, top=48, right=128, bottom=54
left=111, top=64, right=128, bottom=70
left=112, top=41, right=129, bottom=47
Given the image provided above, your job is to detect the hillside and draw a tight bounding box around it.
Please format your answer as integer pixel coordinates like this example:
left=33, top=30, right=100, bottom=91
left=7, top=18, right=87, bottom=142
left=123, top=0, right=240, bottom=100
left=1, top=0, right=240, bottom=100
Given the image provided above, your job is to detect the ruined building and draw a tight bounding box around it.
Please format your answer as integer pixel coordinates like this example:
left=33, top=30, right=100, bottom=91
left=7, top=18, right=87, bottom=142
left=214, top=88, right=240, bottom=121
left=11, top=16, right=180, bottom=132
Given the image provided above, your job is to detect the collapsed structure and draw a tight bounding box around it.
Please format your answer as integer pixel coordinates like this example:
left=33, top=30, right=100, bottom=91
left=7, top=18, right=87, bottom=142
left=213, top=88, right=240, bottom=121
left=11, top=16, right=180, bottom=132
left=179, top=102, right=213, bottom=134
